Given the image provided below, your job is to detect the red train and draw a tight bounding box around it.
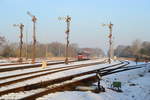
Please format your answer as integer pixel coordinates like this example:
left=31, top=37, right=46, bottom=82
left=77, top=52, right=90, bottom=61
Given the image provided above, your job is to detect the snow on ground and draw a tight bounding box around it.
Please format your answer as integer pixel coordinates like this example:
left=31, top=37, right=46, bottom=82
left=1, top=74, right=96, bottom=99
left=0, top=59, right=109, bottom=91
left=0, top=60, right=13, bottom=64
left=0, top=59, right=105, bottom=78
left=37, top=62, right=150, bottom=100
left=0, top=59, right=59, bottom=64
left=1, top=59, right=149, bottom=100
left=0, top=60, right=64, bottom=69
left=0, top=60, right=116, bottom=91
left=0, top=59, right=121, bottom=99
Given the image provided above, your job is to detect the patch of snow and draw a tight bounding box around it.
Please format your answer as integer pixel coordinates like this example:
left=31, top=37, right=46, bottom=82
left=0, top=59, right=109, bottom=91
left=36, top=62, right=150, bottom=100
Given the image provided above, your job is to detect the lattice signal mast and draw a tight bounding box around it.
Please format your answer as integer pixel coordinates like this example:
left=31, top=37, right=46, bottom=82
left=27, top=11, right=37, bottom=64
left=102, top=22, right=113, bottom=64
left=58, top=16, right=71, bottom=64
left=13, top=23, right=24, bottom=63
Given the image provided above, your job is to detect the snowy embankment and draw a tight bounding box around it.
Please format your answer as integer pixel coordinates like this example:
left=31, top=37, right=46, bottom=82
left=36, top=62, right=150, bottom=100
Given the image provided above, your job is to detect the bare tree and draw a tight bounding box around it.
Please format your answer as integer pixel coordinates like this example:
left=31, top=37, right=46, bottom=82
left=131, top=39, right=141, bottom=56
left=0, top=36, right=5, bottom=46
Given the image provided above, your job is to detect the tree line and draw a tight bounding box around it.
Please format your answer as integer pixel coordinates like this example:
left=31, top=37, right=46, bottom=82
left=0, top=36, right=104, bottom=59
left=114, top=39, right=150, bottom=60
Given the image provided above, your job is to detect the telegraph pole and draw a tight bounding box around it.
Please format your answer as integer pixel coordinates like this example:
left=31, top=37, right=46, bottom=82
left=58, top=16, right=71, bottom=64
left=45, top=44, right=48, bottom=59
left=25, top=28, right=28, bottom=60
left=13, top=23, right=24, bottom=63
left=102, top=22, right=113, bottom=64
left=27, top=11, right=37, bottom=64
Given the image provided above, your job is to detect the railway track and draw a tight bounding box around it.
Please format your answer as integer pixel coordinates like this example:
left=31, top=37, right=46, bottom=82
left=0, top=60, right=127, bottom=99
left=0, top=62, right=28, bottom=66
left=0, top=60, right=76, bottom=72
left=0, top=59, right=107, bottom=81
left=19, top=61, right=130, bottom=100
left=20, top=62, right=150, bottom=100
left=102, top=63, right=149, bottom=76
left=2, top=60, right=147, bottom=100
left=0, top=60, right=55, bottom=67
left=0, top=60, right=65, bottom=67
left=0, top=60, right=107, bottom=87
left=0, top=59, right=107, bottom=91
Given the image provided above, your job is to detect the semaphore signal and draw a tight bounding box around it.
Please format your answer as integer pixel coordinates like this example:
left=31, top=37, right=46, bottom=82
left=27, top=11, right=37, bottom=64
left=58, top=15, right=71, bottom=64
left=102, top=22, right=114, bottom=64
left=13, top=23, right=24, bottom=63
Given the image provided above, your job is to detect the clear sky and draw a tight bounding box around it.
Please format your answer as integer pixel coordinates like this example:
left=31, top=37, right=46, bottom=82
left=0, top=0, right=150, bottom=51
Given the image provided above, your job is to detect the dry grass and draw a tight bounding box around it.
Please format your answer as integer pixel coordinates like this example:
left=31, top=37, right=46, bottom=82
left=47, top=57, right=76, bottom=61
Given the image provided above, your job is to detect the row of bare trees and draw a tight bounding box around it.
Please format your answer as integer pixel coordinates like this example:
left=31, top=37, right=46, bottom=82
left=0, top=36, right=104, bottom=59
left=114, top=39, right=150, bottom=59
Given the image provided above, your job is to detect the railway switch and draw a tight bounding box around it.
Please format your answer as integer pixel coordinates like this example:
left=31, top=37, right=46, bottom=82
left=96, top=71, right=105, bottom=92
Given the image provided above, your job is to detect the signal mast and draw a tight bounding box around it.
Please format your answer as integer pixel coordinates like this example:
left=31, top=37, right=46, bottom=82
left=58, top=16, right=71, bottom=64
left=27, top=11, right=37, bottom=64
left=102, top=22, right=113, bottom=64
left=13, top=23, right=24, bottom=63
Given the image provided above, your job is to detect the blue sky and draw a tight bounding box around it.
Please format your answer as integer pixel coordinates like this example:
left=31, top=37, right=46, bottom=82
left=0, top=0, right=150, bottom=51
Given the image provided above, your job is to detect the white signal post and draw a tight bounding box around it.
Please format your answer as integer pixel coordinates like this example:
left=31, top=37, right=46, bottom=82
left=13, top=23, right=24, bottom=63
left=58, top=16, right=71, bottom=64
left=102, top=22, right=113, bottom=64
left=27, top=11, right=37, bottom=64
